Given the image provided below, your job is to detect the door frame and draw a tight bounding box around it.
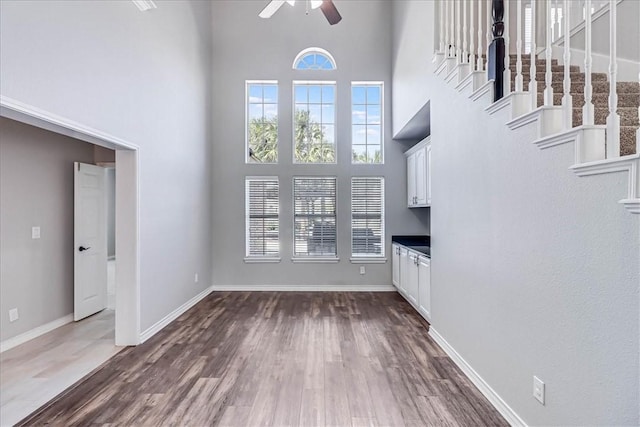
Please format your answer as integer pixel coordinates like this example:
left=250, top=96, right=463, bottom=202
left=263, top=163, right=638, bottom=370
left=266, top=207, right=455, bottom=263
left=1, top=96, right=141, bottom=346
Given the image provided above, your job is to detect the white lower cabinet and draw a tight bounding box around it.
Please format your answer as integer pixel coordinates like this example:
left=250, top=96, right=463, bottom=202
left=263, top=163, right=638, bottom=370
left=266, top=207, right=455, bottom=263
left=418, top=255, right=431, bottom=321
left=399, top=247, right=409, bottom=295
left=406, top=252, right=419, bottom=305
left=391, top=243, right=431, bottom=323
left=392, top=244, right=400, bottom=288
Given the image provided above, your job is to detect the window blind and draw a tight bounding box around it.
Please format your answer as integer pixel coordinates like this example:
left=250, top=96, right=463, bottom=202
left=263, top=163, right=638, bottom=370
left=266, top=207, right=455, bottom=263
left=245, top=178, right=279, bottom=257
left=351, top=177, right=384, bottom=257
left=293, top=177, right=337, bottom=256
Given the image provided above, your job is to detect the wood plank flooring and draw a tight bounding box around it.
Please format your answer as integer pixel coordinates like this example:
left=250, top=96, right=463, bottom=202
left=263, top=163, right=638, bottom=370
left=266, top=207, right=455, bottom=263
left=17, top=292, right=507, bottom=426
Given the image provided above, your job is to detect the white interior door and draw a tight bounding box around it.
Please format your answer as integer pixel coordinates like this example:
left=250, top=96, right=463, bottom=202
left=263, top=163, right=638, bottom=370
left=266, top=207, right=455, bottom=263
left=74, top=162, right=107, bottom=321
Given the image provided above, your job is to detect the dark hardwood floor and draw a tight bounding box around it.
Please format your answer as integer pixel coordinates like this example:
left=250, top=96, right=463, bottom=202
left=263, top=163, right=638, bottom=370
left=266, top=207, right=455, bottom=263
left=18, top=292, right=507, bottom=426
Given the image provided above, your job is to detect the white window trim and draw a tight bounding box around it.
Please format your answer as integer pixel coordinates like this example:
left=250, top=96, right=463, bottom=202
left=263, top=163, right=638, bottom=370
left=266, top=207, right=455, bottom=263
left=245, top=176, right=280, bottom=258
left=351, top=81, right=384, bottom=165
left=349, top=257, right=387, bottom=264
left=245, top=80, right=279, bottom=165
left=292, top=47, right=337, bottom=70
left=292, top=81, right=338, bottom=164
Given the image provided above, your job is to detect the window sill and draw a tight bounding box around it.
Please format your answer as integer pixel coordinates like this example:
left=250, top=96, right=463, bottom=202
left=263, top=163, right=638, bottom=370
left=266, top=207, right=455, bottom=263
left=350, top=257, right=387, bottom=264
left=291, top=257, right=340, bottom=264
left=244, top=257, right=281, bottom=264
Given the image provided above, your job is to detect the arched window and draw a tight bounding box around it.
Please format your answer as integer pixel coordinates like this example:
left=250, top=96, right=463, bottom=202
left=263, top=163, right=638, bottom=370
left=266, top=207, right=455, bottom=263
left=293, top=47, right=336, bottom=70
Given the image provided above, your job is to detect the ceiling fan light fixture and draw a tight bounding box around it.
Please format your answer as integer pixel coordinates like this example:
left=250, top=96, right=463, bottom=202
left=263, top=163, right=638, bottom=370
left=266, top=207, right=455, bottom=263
left=286, top=0, right=295, bottom=5
left=310, top=0, right=323, bottom=9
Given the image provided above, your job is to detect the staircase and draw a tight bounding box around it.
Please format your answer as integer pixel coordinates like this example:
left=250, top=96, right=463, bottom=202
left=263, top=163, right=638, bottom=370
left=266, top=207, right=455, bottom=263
left=433, top=0, right=640, bottom=214
left=513, top=56, right=640, bottom=156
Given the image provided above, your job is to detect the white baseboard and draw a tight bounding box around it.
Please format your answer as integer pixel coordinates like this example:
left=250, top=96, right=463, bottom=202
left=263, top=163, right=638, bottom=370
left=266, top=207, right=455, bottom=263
left=211, top=284, right=396, bottom=292
left=139, top=285, right=214, bottom=343
left=428, top=327, right=528, bottom=427
left=0, top=314, right=74, bottom=353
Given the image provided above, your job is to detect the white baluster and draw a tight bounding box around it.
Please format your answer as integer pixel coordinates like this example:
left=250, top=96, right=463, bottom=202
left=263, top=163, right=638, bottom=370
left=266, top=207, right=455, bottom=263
left=530, top=0, right=538, bottom=109
left=457, top=0, right=462, bottom=63
left=583, top=0, right=594, bottom=125
left=439, top=0, right=445, bottom=53
left=562, top=0, right=573, bottom=128
left=606, top=0, right=619, bottom=157
left=553, top=0, right=560, bottom=41
left=486, top=0, right=491, bottom=75
left=451, top=0, right=456, bottom=57
left=470, top=0, right=476, bottom=70
left=515, top=0, right=523, bottom=91
left=544, top=0, right=554, bottom=106
left=478, top=0, right=484, bottom=70
left=463, top=0, right=468, bottom=63
left=503, top=0, right=511, bottom=94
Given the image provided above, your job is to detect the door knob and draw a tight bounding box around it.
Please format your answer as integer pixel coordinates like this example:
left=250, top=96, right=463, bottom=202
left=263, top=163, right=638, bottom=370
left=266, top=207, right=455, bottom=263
left=78, top=246, right=91, bottom=252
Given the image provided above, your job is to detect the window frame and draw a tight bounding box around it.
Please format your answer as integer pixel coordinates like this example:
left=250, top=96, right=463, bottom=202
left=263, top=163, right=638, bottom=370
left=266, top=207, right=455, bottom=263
left=351, top=81, right=384, bottom=165
left=292, top=47, right=337, bottom=70
left=245, top=80, right=279, bottom=165
left=350, top=177, right=386, bottom=262
left=244, top=176, right=281, bottom=263
left=291, top=176, right=339, bottom=263
left=292, top=80, right=338, bottom=165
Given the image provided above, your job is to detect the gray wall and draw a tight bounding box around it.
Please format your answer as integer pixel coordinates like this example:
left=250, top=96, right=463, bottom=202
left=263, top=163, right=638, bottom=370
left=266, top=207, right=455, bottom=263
left=211, top=0, right=428, bottom=289
left=392, top=1, right=640, bottom=424
left=0, top=118, right=95, bottom=341
left=0, top=0, right=213, bottom=333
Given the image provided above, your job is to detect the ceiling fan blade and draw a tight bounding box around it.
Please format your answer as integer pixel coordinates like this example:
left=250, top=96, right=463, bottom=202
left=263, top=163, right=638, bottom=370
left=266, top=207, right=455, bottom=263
left=319, top=0, right=342, bottom=25
left=259, top=0, right=286, bottom=18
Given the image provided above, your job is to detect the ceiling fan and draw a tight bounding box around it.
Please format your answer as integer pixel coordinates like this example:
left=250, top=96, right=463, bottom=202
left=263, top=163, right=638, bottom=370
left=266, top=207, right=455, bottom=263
left=259, top=0, right=342, bottom=25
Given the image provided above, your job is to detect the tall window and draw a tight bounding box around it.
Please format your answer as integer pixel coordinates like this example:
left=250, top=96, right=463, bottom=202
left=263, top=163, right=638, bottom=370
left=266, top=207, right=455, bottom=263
left=351, top=178, right=384, bottom=257
left=247, top=81, right=278, bottom=163
left=351, top=82, right=383, bottom=164
left=293, top=177, right=337, bottom=257
left=293, top=81, right=336, bottom=163
left=245, top=178, right=280, bottom=258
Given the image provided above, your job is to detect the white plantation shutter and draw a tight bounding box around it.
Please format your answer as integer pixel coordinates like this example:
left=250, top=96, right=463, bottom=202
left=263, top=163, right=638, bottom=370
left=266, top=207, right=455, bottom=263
left=246, top=178, right=279, bottom=257
left=293, top=177, right=337, bottom=257
left=351, top=178, right=384, bottom=257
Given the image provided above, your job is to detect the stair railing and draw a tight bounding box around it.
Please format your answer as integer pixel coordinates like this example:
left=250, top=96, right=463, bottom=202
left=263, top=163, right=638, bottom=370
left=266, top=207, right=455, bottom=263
left=515, top=0, right=524, bottom=92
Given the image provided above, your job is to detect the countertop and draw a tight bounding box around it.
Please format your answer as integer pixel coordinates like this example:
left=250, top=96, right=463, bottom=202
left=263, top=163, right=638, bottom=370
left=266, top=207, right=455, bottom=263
left=392, top=235, right=430, bottom=257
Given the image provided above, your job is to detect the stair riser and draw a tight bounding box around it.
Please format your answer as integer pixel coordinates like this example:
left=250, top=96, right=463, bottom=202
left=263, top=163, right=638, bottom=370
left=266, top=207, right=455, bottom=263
left=536, top=93, right=640, bottom=108
left=512, top=73, right=608, bottom=86
left=572, top=108, right=640, bottom=127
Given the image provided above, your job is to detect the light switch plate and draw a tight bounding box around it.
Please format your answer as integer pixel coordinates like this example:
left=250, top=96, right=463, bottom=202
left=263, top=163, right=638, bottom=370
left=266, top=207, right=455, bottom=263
left=533, top=376, right=545, bottom=405
left=9, top=308, right=19, bottom=322
left=32, top=226, right=41, bottom=239
left=359, top=266, right=366, bottom=275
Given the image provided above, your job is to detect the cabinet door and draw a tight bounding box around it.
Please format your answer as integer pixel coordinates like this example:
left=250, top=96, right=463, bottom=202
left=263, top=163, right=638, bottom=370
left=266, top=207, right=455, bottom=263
left=392, top=244, right=400, bottom=288
left=399, top=247, right=409, bottom=295
left=407, top=153, right=416, bottom=207
left=406, top=252, right=419, bottom=305
left=415, top=147, right=427, bottom=206
left=425, top=143, right=432, bottom=206
left=418, top=256, right=431, bottom=321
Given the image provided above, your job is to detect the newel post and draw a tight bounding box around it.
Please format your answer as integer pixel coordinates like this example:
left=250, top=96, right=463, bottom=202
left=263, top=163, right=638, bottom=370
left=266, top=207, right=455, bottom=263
left=488, top=0, right=505, bottom=101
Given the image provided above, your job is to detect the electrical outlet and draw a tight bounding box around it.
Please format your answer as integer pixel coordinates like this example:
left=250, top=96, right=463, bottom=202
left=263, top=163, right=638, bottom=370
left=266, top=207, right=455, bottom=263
left=31, top=226, right=41, bottom=239
left=359, top=266, right=366, bottom=275
left=194, top=273, right=199, bottom=283
left=533, top=376, right=545, bottom=405
left=9, top=308, right=19, bottom=322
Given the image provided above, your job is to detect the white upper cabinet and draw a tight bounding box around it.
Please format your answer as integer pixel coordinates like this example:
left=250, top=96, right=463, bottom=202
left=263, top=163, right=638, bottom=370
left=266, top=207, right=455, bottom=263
left=405, top=136, right=431, bottom=208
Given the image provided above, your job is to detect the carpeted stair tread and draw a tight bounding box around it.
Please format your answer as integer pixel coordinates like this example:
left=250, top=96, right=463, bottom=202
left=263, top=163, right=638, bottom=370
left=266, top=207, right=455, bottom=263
left=620, top=127, right=638, bottom=156
left=571, top=106, right=639, bottom=127
left=536, top=92, right=640, bottom=108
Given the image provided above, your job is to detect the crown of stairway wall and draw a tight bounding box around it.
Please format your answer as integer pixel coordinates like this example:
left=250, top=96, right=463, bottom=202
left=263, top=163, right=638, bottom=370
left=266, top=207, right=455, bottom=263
left=432, top=0, right=639, bottom=214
